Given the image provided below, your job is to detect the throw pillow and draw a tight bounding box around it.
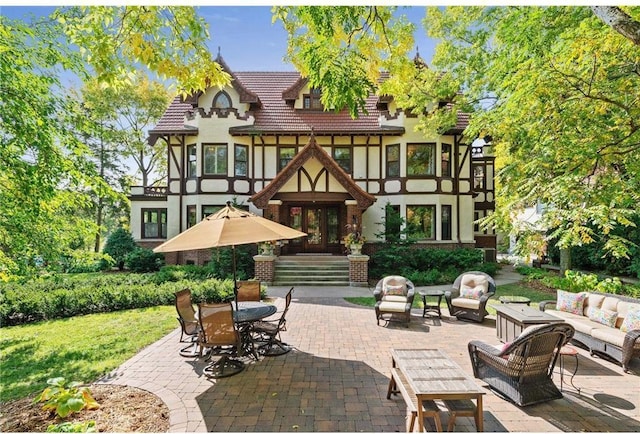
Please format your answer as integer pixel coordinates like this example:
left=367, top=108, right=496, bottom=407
left=587, top=307, right=618, bottom=328
left=556, top=290, right=587, bottom=315
left=385, top=284, right=406, bottom=296
left=460, top=286, right=484, bottom=300
left=620, top=309, right=640, bottom=333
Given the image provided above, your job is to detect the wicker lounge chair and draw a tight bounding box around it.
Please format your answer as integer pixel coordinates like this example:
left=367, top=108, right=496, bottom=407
left=374, top=276, right=415, bottom=327
left=197, top=302, right=245, bottom=378
left=468, top=322, right=575, bottom=406
left=174, top=289, right=200, bottom=357
left=253, top=287, right=294, bottom=356
left=445, top=271, right=496, bottom=322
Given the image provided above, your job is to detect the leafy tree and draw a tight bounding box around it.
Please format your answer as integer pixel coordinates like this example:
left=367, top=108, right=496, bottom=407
left=276, top=6, right=640, bottom=266
left=1, top=7, right=230, bottom=278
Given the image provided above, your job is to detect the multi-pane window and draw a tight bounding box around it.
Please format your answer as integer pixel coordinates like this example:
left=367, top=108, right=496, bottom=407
left=187, top=144, right=196, bottom=178
left=235, top=144, right=248, bottom=177
left=406, top=205, right=436, bottom=240
left=333, top=147, right=352, bottom=173
left=474, top=165, right=485, bottom=190
left=407, top=143, right=436, bottom=176
left=303, top=88, right=322, bottom=110
left=279, top=147, right=296, bottom=171
left=441, top=205, right=452, bottom=240
left=442, top=143, right=452, bottom=177
left=213, top=91, right=231, bottom=109
left=386, top=144, right=400, bottom=177
left=187, top=205, right=197, bottom=228
left=142, top=208, right=167, bottom=238
left=203, top=144, right=227, bottom=175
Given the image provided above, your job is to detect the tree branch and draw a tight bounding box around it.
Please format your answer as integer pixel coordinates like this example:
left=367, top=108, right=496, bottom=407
left=591, top=6, right=640, bottom=46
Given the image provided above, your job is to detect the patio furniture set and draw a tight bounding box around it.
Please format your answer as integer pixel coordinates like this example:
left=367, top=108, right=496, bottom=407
left=375, top=270, right=639, bottom=431
left=174, top=283, right=294, bottom=378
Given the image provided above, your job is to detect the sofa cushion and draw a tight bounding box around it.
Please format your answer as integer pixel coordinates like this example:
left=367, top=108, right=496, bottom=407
left=591, top=327, right=627, bottom=348
left=601, top=296, right=620, bottom=312
left=546, top=310, right=597, bottom=335
left=587, top=307, right=618, bottom=328
left=460, top=274, right=488, bottom=299
left=451, top=297, right=481, bottom=310
left=583, top=293, right=605, bottom=316
left=620, top=309, right=640, bottom=333
left=616, top=301, right=640, bottom=329
left=557, top=290, right=587, bottom=315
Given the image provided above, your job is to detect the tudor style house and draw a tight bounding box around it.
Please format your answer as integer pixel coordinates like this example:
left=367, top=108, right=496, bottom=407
left=129, top=56, right=496, bottom=268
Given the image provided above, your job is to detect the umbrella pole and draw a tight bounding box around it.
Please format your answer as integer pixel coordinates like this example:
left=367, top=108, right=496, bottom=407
left=232, top=245, right=239, bottom=310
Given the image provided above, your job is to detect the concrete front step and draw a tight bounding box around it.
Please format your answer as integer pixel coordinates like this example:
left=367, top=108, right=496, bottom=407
left=273, top=255, right=350, bottom=286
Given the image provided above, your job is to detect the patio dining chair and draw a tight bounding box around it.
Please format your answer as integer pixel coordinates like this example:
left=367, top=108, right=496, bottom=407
left=174, top=289, right=200, bottom=357
left=197, top=302, right=246, bottom=378
left=252, top=287, right=294, bottom=356
left=468, top=322, right=575, bottom=406
left=236, top=280, right=261, bottom=302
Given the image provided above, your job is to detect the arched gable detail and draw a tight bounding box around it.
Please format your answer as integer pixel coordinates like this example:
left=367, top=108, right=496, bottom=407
left=250, top=135, right=376, bottom=210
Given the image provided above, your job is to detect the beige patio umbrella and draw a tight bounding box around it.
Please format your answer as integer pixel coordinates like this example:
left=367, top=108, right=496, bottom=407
left=154, top=202, right=307, bottom=308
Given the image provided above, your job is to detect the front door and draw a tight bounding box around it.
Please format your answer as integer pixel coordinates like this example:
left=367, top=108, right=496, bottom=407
left=286, top=205, right=342, bottom=254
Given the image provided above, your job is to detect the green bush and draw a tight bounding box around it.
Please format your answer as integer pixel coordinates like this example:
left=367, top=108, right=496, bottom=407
left=101, top=228, right=137, bottom=271
left=125, top=248, right=164, bottom=273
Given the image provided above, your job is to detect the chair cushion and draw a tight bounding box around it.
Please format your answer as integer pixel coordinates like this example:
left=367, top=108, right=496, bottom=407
left=382, top=276, right=407, bottom=297
left=587, top=307, right=618, bottom=328
left=383, top=295, right=408, bottom=303
left=451, top=297, right=481, bottom=309
left=556, top=290, right=587, bottom=315
left=378, top=301, right=409, bottom=313
left=385, top=284, right=406, bottom=296
left=620, top=308, right=640, bottom=333
left=459, top=274, right=488, bottom=299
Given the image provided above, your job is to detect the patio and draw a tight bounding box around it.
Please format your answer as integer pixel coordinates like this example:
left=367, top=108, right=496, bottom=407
left=98, top=277, right=640, bottom=432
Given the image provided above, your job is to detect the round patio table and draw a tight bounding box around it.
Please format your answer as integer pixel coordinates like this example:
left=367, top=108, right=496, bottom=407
left=233, top=301, right=277, bottom=323
left=498, top=295, right=531, bottom=306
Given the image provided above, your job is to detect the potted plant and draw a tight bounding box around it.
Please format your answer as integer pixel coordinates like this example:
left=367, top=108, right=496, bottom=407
left=343, top=231, right=366, bottom=255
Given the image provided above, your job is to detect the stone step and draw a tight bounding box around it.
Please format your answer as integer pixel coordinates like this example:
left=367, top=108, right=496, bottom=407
left=272, top=255, right=350, bottom=286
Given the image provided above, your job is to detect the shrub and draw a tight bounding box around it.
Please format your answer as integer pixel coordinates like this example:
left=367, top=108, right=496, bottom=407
left=125, top=248, right=164, bottom=273
left=101, top=228, right=137, bottom=271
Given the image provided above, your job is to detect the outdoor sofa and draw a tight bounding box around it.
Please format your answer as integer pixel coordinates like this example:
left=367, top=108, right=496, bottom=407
left=539, top=290, right=640, bottom=372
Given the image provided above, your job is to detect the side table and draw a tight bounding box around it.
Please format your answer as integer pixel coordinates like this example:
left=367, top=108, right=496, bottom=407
left=498, top=295, right=531, bottom=306
left=419, top=289, right=444, bottom=319
left=556, top=345, right=580, bottom=394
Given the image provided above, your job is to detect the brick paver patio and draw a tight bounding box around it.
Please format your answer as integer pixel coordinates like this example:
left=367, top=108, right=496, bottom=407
left=99, top=284, right=640, bottom=432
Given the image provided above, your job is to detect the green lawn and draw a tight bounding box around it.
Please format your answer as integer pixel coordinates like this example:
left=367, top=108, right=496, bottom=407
left=0, top=306, right=177, bottom=403
left=345, top=282, right=556, bottom=316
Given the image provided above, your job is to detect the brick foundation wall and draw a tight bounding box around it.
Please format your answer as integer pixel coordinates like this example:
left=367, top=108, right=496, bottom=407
left=254, top=255, right=275, bottom=284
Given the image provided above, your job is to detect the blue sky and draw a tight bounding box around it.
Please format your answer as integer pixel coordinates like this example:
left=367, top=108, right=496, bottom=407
left=0, top=5, right=436, bottom=71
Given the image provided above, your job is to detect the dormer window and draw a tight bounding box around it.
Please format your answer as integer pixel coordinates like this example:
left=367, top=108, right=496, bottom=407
left=213, top=91, right=232, bottom=109
left=303, top=88, right=323, bottom=110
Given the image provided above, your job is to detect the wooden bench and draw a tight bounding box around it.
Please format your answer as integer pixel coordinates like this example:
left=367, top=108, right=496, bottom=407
left=387, top=368, right=443, bottom=432
left=443, top=399, right=478, bottom=432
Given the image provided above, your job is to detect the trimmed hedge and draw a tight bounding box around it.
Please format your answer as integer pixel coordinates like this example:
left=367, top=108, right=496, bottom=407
left=0, top=270, right=235, bottom=327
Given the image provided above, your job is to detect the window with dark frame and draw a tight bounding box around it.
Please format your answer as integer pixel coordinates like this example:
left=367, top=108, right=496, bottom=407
left=187, top=144, right=196, bottom=178
left=187, top=205, right=196, bottom=228
left=385, top=204, right=401, bottom=242
left=235, top=144, right=248, bottom=177
left=279, top=147, right=296, bottom=171
left=142, top=208, right=167, bottom=239
left=442, top=143, right=452, bottom=177
left=202, top=205, right=223, bottom=219
left=332, top=147, right=352, bottom=173
left=303, top=87, right=323, bottom=110
left=406, top=205, right=436, bottom=240
left=386, top=144, right=400, bottom=177
left=213, top=91, right=232, bottom=109
left=441, top=205, right=452, bottom=240
left=203, top=144, right=227, bottom=175
left=474, top=164, right=485, bottom=190
left=407, top=143, right=436, bottom=176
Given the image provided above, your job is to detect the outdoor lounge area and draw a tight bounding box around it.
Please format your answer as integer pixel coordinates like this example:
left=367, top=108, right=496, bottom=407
left=99, top=284, right=640, bottom=432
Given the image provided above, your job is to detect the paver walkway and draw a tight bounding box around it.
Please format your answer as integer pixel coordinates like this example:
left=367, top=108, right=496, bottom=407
left=98, top=267, right=640, bottom=432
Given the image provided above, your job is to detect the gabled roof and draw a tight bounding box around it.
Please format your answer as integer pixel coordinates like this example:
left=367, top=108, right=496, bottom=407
left=250, top=135, right=376, bottom=210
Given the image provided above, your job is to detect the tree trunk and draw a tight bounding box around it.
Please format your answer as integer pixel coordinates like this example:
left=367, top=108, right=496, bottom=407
left=591, top=6, right=640, bottom=46
left=559, top=248, right=572, bottom=277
